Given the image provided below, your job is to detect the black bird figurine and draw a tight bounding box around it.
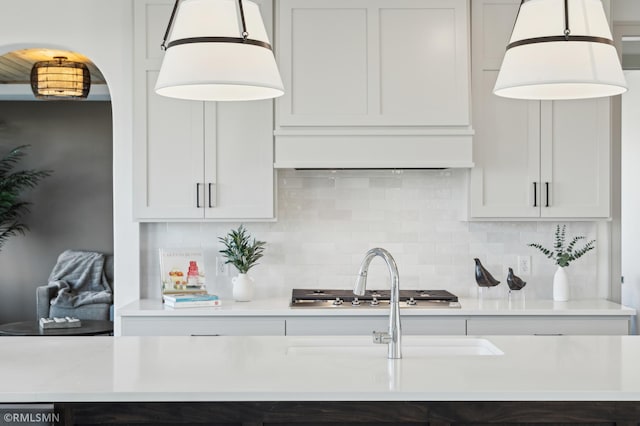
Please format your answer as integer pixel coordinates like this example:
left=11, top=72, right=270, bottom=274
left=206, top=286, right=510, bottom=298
left=507, top=267, right=526, bottom=290
left=474, top=258, right=500, bottom=287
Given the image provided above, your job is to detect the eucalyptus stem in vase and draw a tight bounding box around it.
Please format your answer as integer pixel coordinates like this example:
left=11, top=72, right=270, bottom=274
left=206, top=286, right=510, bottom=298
left=218, top=225, right=266, bottom=301
left=528, top=225, right=595, bottom=302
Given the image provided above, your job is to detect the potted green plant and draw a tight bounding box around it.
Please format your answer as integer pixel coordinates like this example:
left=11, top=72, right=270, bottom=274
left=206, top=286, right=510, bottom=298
left=218, top=224, right=266, bottom=302
left=528, top=225, right=595, bottom=301
left=0, top=145, right=51, bottom=252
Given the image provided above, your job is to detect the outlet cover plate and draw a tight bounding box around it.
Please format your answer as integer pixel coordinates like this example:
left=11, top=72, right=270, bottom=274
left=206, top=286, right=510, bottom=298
left=216, top=257, right=228, bottom=276
left=517, top=256, right=531, bottom=275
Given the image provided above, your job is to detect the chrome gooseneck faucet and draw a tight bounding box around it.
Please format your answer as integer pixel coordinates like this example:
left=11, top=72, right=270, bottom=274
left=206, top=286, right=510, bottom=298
left=354, top=248, right=401, bottom=359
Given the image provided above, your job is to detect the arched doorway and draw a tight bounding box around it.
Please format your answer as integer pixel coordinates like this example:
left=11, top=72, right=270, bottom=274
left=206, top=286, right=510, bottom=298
left=0, top=47, right=113, bottom=322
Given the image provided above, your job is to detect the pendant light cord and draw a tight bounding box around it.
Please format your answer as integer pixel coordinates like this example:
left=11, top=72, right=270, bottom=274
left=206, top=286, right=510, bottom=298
left=506, top=1, right=525, bottom=52
left=564, top=0, right=571, bottom=40
left=161, top=0, right=181, bottom=51
left=237, top=0, right=249, bottom=40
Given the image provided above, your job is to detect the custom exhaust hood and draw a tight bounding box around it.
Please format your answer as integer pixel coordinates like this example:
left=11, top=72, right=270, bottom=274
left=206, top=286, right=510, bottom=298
left=273, top=0, right=474, bottom=170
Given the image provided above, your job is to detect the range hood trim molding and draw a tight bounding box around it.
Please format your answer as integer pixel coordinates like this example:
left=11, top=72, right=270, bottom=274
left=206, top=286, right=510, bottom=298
left=274, top=128, right=475, bottom=137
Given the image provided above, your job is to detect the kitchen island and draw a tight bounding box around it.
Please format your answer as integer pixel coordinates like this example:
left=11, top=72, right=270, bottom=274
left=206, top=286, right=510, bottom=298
left=3, top=334, right=640, bottom=424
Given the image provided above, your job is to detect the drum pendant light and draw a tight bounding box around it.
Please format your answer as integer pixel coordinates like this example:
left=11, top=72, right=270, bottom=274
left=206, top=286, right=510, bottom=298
left=155, top=0, right=284, bottom=101
left=30, top=56, right=90, bottom=100
left=494, top=0, right=627, bottom=100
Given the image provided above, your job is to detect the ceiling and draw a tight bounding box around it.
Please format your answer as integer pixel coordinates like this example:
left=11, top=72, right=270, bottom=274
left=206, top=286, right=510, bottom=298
left=0, top=48, right=109, bottom=100
left=0, top=48, right=105, bottom=84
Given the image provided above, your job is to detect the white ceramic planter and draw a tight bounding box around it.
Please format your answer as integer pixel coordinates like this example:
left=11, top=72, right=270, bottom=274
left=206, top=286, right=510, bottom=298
left=232, top=273, right=254, bottom=302
left=553, top=266, right=569, bottom=302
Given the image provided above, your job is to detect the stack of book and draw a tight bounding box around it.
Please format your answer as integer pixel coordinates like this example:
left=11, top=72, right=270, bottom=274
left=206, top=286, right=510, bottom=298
left=163, top=293, right=221, bottom=308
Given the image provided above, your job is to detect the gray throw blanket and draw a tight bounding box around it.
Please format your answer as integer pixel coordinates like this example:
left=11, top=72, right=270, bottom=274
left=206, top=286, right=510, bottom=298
left=50, top=250, right=113, bottom=308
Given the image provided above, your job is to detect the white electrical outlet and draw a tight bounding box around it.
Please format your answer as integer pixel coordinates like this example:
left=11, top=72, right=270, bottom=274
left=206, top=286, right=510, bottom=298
left=517, top=256, right=531, bottom=275
left=216, top=257, right=228, bottom=276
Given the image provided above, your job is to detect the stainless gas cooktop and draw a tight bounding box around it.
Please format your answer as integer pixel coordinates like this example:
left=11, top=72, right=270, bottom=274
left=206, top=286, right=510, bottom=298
left=290, top=289, right=461, bottom=309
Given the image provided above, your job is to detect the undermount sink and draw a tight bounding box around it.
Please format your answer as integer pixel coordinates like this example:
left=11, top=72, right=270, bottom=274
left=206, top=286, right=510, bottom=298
left=286, top=336, right=504, bottom=357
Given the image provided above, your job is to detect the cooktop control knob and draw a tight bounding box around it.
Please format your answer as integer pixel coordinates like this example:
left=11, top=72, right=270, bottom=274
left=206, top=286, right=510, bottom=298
left=351, top=298, right=361, bottom=306
left=332, top=297, right=343, bottom=306
left=407, top=297, right=417, bottom=306
left=370, top=297, right=379, bottom=306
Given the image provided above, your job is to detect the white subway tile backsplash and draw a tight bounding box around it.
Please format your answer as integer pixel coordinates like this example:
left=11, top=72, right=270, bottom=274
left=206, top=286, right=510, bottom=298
left=335, top=177, right=370, bottom=189
left=139, top=169, right=601, bottom=301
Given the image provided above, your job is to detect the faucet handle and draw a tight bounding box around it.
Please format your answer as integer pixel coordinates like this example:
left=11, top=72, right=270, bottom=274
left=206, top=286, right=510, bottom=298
left=373, top=331, right=391, bottom=344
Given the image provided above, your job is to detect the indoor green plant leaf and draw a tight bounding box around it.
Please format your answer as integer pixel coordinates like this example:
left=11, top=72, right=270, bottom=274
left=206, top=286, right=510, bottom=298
left=0, top=145, right=51, bottom=252
left=218, top=224, right=266, bottom=274
left=528, top=225, right=595, bottom=268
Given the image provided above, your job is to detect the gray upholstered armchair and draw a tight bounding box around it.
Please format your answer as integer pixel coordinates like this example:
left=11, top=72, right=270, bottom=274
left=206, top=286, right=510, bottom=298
left=36, top=252, right=114, bottom=321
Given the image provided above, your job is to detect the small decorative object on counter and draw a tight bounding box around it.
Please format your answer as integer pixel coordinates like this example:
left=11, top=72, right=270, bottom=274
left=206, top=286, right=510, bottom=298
left=159, top=248, right=207, bottom=295
left=474, top=258, right=500, bottom=287
left=39, top=317, right=81, bottom=329
left=506, top=267, right=526, bottom=291
left=231, top=274, right=255, bottom=302
left=219, top=225, right=266, bottom=302
left=528, top=225, right=595, bottom=302
left=187, top=261, right=200, bottom=286
left=163, top=293, right=220, bottom=308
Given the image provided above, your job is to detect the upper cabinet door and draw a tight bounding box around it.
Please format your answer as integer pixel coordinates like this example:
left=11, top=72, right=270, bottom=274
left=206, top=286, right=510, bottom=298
left=133, top=1, right=206, bottom=220
left=206, top=100, right=275, bottom=220
left=540, top=99, right=611, bottom=218
left=277, top=0, right=470, bottom=127
left=469, top=72, right=541, bottom=218
left=469, top=0, right=541, bottom=218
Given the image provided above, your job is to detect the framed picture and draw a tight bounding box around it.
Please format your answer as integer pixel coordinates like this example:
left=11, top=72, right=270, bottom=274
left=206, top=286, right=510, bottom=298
left=159, top=248, right=206, bottom=295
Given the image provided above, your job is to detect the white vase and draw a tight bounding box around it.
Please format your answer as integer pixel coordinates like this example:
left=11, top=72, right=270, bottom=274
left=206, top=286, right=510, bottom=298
left=553, top=266, right=569, bottom=302
left=232, top=273, right=254, bottom=302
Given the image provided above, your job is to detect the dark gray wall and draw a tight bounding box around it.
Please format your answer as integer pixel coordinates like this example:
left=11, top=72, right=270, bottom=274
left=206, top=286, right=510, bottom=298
left=0, top=101, right=113, bottom=323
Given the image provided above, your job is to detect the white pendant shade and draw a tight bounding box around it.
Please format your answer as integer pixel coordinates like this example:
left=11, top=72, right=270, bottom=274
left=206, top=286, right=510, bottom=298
left=494, top=0, right=627, bottom=100
left=155, top=0, right=284, bottom=101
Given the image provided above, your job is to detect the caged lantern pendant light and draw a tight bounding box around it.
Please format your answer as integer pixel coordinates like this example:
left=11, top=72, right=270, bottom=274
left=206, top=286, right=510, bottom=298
left=155, top=0, right=284, bottom=101
left=494, top=0, right=627, bottom=100
left=30, top=56, right=90, bottom=100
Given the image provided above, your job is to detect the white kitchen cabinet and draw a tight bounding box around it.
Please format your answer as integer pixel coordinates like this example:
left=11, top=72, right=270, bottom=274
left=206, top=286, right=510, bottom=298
left=118, top=299, right=633, bottom=336
left=469, top=0, right=611, bottom=219
left=133, top=0, right=275, bottom=221
left=122, top=316, right=285, bottom=336
left=274, top=0, right=473, bottom=168
left=121, top=314, right=629, bottom=337
left=466, top=317, right=629, bottom=336
left=285, top=317, right=466, bottom=336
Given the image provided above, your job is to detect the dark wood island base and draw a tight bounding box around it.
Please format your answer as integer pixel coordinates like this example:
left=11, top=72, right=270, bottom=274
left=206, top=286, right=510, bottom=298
left=54, top=401, right=640, bottom=425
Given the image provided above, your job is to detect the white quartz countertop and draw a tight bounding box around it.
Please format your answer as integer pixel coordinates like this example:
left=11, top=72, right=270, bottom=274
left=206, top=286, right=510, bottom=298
left=118, top=297, right=635, bottom=317
left=2, top=334, right=640, bottom=402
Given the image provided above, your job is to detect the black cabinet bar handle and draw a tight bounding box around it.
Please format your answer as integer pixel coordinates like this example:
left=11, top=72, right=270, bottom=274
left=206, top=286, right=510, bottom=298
left=533, top=182, right=537, bottom=207
left=208, top=183, right=213, bottom=208
left=545, top=182, right=550, bottom=207
left=196, top=183, right=201, bottom=208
